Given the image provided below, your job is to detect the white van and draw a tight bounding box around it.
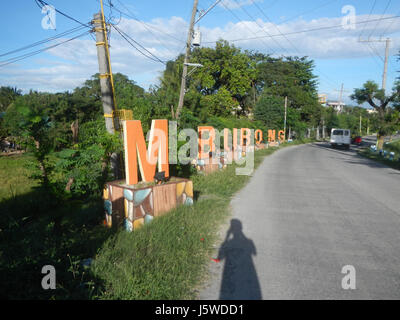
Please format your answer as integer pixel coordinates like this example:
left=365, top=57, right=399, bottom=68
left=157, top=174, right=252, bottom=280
left=330, top=128, right=351, bottom=149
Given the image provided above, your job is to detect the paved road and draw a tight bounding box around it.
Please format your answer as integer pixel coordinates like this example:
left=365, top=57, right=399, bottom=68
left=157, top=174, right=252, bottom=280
left=199, top=142, right=400, bottom=299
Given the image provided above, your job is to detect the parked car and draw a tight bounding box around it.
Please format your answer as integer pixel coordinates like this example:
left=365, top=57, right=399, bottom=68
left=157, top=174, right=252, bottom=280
left=352, top=136, right=362, bottom=145
left=330, top=128, right=351, bottom=149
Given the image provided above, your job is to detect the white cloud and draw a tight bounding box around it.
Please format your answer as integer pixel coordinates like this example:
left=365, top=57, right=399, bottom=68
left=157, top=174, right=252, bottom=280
left=200, top=14, right=400, bottom=59
left=219, top=0, right=264, bottom=10
left=1, top=13, right=399, bottom=93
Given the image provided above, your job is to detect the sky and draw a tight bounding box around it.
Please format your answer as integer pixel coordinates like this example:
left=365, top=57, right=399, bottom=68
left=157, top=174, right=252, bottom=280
left=1, top=0, right=400, bottom=106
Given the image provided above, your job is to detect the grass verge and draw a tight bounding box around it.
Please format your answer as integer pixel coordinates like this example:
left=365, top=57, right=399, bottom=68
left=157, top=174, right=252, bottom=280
left=358, top=139, right=400, bottom=171
left=0, top=153, right=115, bottom=300
left=90, top=139, right=312, bottom=300
left=0, top=153, right=37, bottom=201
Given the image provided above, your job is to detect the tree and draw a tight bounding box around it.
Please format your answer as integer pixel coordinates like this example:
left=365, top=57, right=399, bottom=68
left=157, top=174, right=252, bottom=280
left=255, top=55, right=321, bottom=127
left=351, top=80, right=400, bottom=149
left=156, top=59, right=183, bottom=119
left=156, top=40, right=257, bottom=122
left=254, top=94, right=285, bottom=130
left=0, top=86, right=21, bottom=112
left=190, top=40, right=257, bottom=117
left=7, top=94, right=55, bottom=186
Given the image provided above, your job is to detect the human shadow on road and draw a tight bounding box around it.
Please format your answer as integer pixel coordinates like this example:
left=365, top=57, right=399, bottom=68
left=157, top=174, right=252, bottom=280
left=217, top=219, right=262, bottom=300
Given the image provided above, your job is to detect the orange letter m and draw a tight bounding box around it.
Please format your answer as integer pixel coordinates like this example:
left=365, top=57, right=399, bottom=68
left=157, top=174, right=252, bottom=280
left=123, top=119, right=169, bottom=185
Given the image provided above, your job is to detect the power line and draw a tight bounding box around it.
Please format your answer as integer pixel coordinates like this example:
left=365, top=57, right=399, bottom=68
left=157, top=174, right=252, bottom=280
left=220, top=0, right=277, bottom=55
left=250, top=0, right=299, bottom=55
left=279, top=0, right=339, bottom=25
left=112, top=25, right=166, bottom=64
left=358, top=0, right=377, bottom=40
left=368, top=42, right=385, bottom=62
left=35, top=0, right=92, bottom=28
left=34, top=0, right=95, bottom=40
left=112, top=0, right=181, bottom=57
left=233, top=0, right=289, bottom=54
left=379, top=7, right=400, bottom=38
left=0, top=25, right=88, bottom=58
left=247, top=0, right=340, bottom=91
left=0, top=30, right=91, bottom=68
left=99, top=0, right=186, bottom=44
left=367, top=0, right=392, bottom=39
left=203, top=14, right=400, bottom=43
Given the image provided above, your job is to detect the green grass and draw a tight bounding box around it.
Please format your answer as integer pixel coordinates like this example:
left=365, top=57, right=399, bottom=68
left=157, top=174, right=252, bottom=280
left=384, top=139, right=400, bottom=154
left=0, top=153, right=38, bottom=201
left=358, top=139, right=400, bottom=171
left=0, top=139, right=312, bottom=300
left=0, top=153, right=115, bottom=300
left=90, top=139, right=312, bottom=300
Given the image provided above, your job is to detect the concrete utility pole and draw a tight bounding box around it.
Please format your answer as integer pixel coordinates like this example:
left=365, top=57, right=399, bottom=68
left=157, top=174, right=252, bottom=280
left=93, top=6, right=119, bottom=177
left=359, top=38, right=391, bottom=92
left=382, top=38, right=390, bottom=93
left=93, top=12, right=117, bottom=133
left=333, top=84, right=349, bottom=113
left=338, top=83, right=344, bottom=112
left=175, top=0, right=199, bottom=120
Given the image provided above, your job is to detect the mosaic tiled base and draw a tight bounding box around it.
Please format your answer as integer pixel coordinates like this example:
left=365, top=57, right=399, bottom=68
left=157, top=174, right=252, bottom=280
left=255, top=143, right=267, bottom=150
left=103, top=178, right=194, bottom=231
left=194, top=155, right=227, bottom=174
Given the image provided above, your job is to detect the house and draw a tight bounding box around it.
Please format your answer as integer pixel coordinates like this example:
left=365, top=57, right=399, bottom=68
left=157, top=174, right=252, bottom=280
left=318, top=94, right=327, bottom=106
left=326, top=101, right=345, bottom=113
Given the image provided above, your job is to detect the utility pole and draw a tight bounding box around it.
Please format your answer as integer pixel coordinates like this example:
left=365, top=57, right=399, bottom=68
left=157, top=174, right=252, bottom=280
left=93, top=0, right=119, bottom=177
left=284, top=96, right=287, bottom=140
left=333, top=84, right=349, bottom=113
left=382, top=38, right=390, bottom=93
left=175, top=0, right=198, bottom=120
left=338, top=83, right=344, bottom=112
left=359, top=38, right=391, bottom=92
left=359, top=114, right=362, bottom=135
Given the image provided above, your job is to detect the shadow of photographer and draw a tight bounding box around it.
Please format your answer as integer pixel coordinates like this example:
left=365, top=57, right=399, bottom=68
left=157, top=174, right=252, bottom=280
left=217, top=219, right=262, bottom=300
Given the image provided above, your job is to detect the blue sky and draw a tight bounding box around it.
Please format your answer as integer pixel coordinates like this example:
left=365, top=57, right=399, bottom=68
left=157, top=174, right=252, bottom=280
left=1, top=0, right=400, bottom=106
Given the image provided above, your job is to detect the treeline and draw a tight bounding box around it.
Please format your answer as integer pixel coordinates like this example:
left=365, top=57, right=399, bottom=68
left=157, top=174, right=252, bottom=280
left=2, top=39, right=397, bottom=196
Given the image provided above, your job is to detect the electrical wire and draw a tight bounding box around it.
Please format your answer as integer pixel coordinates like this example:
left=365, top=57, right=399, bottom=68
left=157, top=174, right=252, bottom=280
left=0, top=30, right=91, bottom=68
left=220, top=0, right=277, bottom=55
left=112, top=0, right=182, bottom=57
left=379, top=7, right=400, bottom=38
left=367, top=0, right=392, bottom=39
left=34, top=0, right=92, bottom=28
left=278, top=0, right=339, bottom=25
left=34, top=0, right=95, bottom=41
left=99, top=0, right=186, bottom=44
left=112, top=24, right=166, bottom=64
left=358, top=0, right=377, bottom=40
left=0, top=25, right=88, bottom=58
left=202, top=14, right=400, bottom=44
left=233, top=0, right=289, bottom=55
left=249, top=0, right=299, bottom=55
left=249, top=0, right=341, bottom=91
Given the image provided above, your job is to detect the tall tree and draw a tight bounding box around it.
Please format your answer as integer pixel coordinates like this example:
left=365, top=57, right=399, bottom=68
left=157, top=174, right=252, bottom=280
left=351, top=80, right=400, bottom=149
left=256, top=56, right=321, bottom=126
left=156, top=40, right=257, bottom=122
left=0, top=86, right=22, bottom=112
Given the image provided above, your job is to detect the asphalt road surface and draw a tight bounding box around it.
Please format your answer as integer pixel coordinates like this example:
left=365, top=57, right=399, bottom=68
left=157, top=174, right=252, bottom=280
left=199, top=142, right=400, bottom=299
